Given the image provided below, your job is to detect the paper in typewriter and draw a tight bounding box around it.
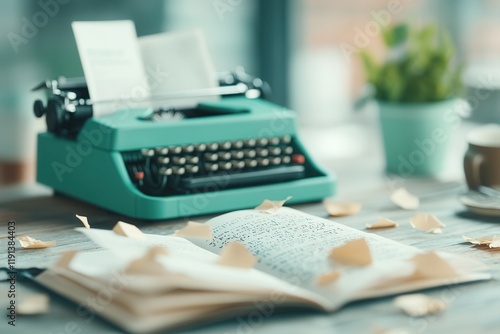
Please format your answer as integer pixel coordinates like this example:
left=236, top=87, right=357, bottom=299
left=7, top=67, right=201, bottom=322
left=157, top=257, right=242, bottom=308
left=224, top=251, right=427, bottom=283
left=72, top=21, right=150, bottom=116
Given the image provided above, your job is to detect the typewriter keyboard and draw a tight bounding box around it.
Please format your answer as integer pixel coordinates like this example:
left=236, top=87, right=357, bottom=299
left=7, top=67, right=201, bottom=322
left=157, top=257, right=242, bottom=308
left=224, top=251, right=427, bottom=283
left=122, top=135, right=307, bottom=196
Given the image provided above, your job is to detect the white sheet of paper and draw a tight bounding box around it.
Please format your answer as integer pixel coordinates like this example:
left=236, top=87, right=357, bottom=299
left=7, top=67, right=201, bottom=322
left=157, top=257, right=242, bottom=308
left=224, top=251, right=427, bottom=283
left=139, top=29, right=219, bottom=109
left=72, top=21, right=150, bottom=115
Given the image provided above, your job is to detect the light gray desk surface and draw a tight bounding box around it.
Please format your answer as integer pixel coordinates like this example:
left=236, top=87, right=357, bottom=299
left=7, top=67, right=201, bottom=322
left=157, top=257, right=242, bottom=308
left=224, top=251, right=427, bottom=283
left=1, top=123, right=500, bottom=334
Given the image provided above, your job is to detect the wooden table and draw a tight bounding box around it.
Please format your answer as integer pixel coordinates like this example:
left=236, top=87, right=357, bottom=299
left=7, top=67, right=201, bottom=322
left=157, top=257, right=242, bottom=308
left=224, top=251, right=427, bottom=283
left=1, top=123, right=500, bottom=334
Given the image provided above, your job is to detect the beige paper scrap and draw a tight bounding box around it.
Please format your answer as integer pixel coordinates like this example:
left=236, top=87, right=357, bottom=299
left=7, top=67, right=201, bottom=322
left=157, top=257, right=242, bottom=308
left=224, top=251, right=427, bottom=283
left=55, top=250, right=79, bottom=268
left=17, top=294, right=49, bottom=315
left=316, top=270, right=342, bottom=286
left=324, top=202, right=362, bottom=217
left=329, top=238, right=372, bottom=266
left=75, top=214, right=90, bottom=229
left=125, top=247, right=168, bottom=275
left=216, top=242, right=257, bottom=269
left=174, top=221, right=212, bottom=239
left=366, top=217, right=398, bottom=229
left=394, top=293, right=446, bottom=317
left=410, top=214, right=445, bottom=234
left=391, top=188, right=419, bottom=210
left=17, top=236, right=56, bottom=249
left=113, top=221, right=147, bottom=240
left=255, top=196, right=292, bottom=214
left=372, top=325, right=411, bottom=334
left=463, top=235, right=500, bottom=248
left=410, top=251, right=457, bottom=279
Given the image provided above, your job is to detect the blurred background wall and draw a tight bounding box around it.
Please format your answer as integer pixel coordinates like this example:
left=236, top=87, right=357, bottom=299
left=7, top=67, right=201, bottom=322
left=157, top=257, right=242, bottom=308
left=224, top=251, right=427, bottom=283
left=1, top=0, right=500, bottom=187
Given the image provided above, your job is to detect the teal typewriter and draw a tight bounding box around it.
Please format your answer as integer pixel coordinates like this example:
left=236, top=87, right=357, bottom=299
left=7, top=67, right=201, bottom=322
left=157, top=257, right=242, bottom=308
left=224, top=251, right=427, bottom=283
left=32, top=71, right=335, bottom=220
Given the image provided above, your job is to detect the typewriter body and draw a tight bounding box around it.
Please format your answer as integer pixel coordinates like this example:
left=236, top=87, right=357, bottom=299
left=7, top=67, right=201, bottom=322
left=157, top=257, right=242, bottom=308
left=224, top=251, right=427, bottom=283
left=33, top=72, right=335, bottom=220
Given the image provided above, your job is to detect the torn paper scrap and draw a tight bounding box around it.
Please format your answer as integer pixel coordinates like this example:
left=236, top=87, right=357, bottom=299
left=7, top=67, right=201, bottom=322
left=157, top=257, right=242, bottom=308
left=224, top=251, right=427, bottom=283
left=76, top=214, right=90, bottom=229
left=329, top=238, right=372, bottom=266
left=391, top=188, right=419, bottom=210
left=55, top=250, right=80, bottom=268
left=410, top=251, right=457, bottom=279
left=125, top=247, right=168, bottom=275
left=394, top=293, right=447, bottom=317
left=18, top=294, right=49, bottom=315
left=255, top=196, right=292, bottom=214
left=366, top=217, right=398, bottom=229
left=410, top=214, right=445, bottom=234
left=316, top=270, right=342, bottom=286
left=17, top=236, right=56, bottom=249
left=113, top=221, right=147, bottom=240
left=216, top=242, right=257, bottom=269
left=463, top=235, right=500, bottom=248
left=174, top=221, right=212, bottom=239
left=324, top=201, right=362, bottom=217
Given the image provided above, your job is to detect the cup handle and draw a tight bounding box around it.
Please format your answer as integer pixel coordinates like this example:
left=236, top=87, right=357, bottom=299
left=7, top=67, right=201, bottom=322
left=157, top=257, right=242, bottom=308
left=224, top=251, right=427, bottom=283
left=464, top=151, right=483, bottom=190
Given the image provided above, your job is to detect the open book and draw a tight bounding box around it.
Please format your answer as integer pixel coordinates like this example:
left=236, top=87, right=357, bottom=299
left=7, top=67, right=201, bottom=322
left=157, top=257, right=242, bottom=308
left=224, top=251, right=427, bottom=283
left=36, top=207, right=490, bottom=333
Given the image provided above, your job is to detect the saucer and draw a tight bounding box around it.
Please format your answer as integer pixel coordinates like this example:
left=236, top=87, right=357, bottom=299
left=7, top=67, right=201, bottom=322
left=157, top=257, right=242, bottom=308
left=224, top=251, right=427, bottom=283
left=460, top=191, right=500, bottom=216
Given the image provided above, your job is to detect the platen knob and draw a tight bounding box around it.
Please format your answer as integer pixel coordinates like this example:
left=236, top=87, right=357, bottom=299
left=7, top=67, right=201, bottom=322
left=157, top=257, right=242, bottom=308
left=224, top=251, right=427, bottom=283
left=33, top=100, right=46, bottom=118
left=46, top=99, right=64, bottom=134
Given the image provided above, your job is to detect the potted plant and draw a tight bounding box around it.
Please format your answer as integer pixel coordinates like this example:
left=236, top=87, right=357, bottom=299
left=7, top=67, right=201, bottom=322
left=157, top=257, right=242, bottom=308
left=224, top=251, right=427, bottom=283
left=360, top=23, right=465, bottom=177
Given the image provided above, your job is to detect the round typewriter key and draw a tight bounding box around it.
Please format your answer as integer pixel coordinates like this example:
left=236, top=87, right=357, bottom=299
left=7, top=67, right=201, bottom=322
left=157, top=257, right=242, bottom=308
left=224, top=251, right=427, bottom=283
left=194, top=143, right=207, bottom=151
left=245, top=160, right=258, bottom=168
left=269, top=137, right=280, bottom=145
left=231, top=151, right=244, bottom=159
left=270, top=157, right=281, bottom=165
left=172, top=157, right=186, bottom=164
left=284, top=146, right=294, bottom=155
left=173, top=167, right=185, bottom=175
left=170, top=146, right=182, bottom=154
left=244, top=149, right=256, bottom=158
left=232, top=141, right=244, bottom=149
left=207, top=143, right=219, bottom=151
left=186, top=156, right=199, bottom=164
left=155, top=147, right=169, bottom=155
left=257, top=138, right=269, bottom=146
left=219, top=142, right=231, bottom=150
left=281, top=135, right=292, bottom=144
left=292, top=154, right=305, bottom=164
left=282, top=156, right=291, bottom=164
left=256, top=148, right=269, bottom=157
left=205, top=163, right=219, bottom=172
left=159, top=167, right=173, bottom=175
left=232, top=160, right=245, bottom=169
left=218, top=162, right=232, bottom=170
left=257, top=158, right=270, bottom=166
left=204, top=153, right=218, bottom=161
left=182, top=145, right=194, bottom=153
left=218, top=152, right=231, bottom=160
left=134, top=171, right=144, bottom=180
left=141, top=148, right=155, bottom=157
left=185, top=165, right=199, bottom=173
left=157, top=157, right=170, bottom=164
left=269, top=147, right=282, bottom=155
left=244, top=139, right=256, bottom=147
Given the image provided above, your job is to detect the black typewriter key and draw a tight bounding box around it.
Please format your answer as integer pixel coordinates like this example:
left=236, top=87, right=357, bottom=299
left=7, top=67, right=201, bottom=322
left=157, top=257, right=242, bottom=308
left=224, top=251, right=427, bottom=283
left=269, top=147, right=281, bottom=155
left=186, top=156, right=199, bottom=164
left=218, top=152, right=231, bottom=160
left=284, top=146, right=294, bottom=155
left=172, top=157, right=186, bottom=164
left=232, top=141, right=244, bottom=149
left=244, top=149, right=256, bottom=158
left=159, top=167, right=173, bottom=176
left=182, top=145, right=195, bottom=153
left=256, top=148, right=269, bottom=157
left=244, top=139, right=256, bottom=147
left=231, top=151, right=244, bottom=159
left=157, top=157, right=170, bottom=164
left=185, top=165, right=199, bottom=173
left=219, top=142, right=231, bottom=150
left=207, top=143, right=219, bottom=151
left=270, top=157, right=281, bottom=165
left=269, top=137, right=280, bottom=145
left=141, top=148, right=155, bottom=157
left=205, top=163, right=219, bottom=172
left=257, top=158, right=270, bottom=167
left=194, top=143, right=207, bottom=151
left=257, top=138, right=269, bottom=146
left=204, top=153, right=218, bottom=161
left=170, top=146, right=182, bottom=154
left=281, top=135, right=292, bottom=144
left=245, top=160, right=258, bottom=168
left=232, top=160, right=245, bottom=169
left=282, top=156, right=291, bottom=164
left=155, top=147, right=169, bottom=155
left=218, top=162, right=232, bottom=170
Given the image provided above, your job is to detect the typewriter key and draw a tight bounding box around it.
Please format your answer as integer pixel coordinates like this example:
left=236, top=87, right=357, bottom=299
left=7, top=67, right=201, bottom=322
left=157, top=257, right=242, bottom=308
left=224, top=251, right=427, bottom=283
left=186, top=156, right=199, bottom=164
left=281, top=135, right=292, bottom=144
left=155, top=147, right=169, bottom=155
left=205, top=163, right=219, bottom=172
left=256, top=148, right=269, bottom=157
left=269, top=147, right=281, bottom=155
left=157, top=157, right=170, bottom=164
left=141, top=149, right=155, bottom=157
left=269, top=137, right=280, bottom=145
left=207, top=143, right=219, bottom=151
left=232, top=141, right=244, bottom=149
left=292, top=154, right=305, bottom=164
left=185, top=165, right=199, bottom=173
left=284, top=146, right=293, bottom=155
left=218, top=152, right=231, bottom=160
left=270, top=157, right=281, bottom=165
left=218, top=162, right=232, bottom=170
left=194, top=143, right=207, bottom=151
left=244, top=150, right=256, bottom=158
left=244, top=139, right=256, bottom=147
left=170, top=146, right=182, bottom=154
left=245, top=160, right=258, bottom=168
left=219, top=142, right=231, bottom=150
left=172, top=166, right=186, bottom=175
left=282, top=156, right=291, bottom=164
left=232, top=160, right=245, bottom=169
left=182, top=145, right=194, bottom=153
left=159, top=167, right=173, bottom=176
left=231, top=151, right=244, bottom=159
left=257, top=138, right=269, bottom=146
left=172, top=157, right=186, bottom=164
left=257, top=158, right=270, bottom=166
left=204, top=153, right=218, bottom=161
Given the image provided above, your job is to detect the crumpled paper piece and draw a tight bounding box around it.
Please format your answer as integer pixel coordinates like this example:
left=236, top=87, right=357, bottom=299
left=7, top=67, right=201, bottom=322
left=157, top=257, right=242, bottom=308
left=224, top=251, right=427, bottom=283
left=410, top=214, right=445, bottom=234
left=18, top=294, right=50, bottom=315
left=113, top=221, right=147, bottom=240
left=329, top=238, right=372, bottom=266
left=75, top=214, right=90, bottom=229
left=17, top=236, right=56, bottom=249
left=316, top=270, right=342, bottom=286
left=216, top=242, right=257, bottom=269
left=174, top=221, right=212, bottom=239
left=463, top=235, right=500, bottom=248
left=254, top=196, right=292, bottom=214
left=366, top=217, right=398, bottom=229
left=391, top=188, right=419, bottom=210
left=394, top=293, right=447, bottom=317
left=324, top=201, right=362, bottom=217
left=125, top=247, right=168, bottom=275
